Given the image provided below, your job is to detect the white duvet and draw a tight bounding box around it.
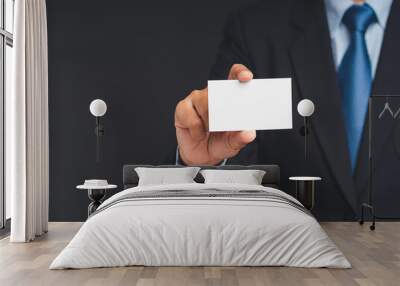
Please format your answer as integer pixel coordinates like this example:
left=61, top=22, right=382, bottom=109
left=50, top=183, right=350, bottom=269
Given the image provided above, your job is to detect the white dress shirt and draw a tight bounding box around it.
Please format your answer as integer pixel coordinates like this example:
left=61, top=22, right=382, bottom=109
left=324, top=0, right=393, bottom=77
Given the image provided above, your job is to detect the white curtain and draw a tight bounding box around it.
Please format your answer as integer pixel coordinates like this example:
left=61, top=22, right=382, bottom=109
left=7, top=0, right=49, bottom=242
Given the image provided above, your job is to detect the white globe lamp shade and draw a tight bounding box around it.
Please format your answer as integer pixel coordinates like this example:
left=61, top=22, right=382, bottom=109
left=90, top=99, right=107, bottom=117
left=297, top=99, right=315, bottom=117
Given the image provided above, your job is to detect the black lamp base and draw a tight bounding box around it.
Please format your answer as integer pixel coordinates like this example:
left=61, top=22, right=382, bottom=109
left=87, top=189, right=106, bottom=217
left=294, top=180, right=315, bottom=210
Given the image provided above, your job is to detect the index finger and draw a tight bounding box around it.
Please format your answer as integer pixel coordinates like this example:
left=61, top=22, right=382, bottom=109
left=190, top=88, right=209, bottom=131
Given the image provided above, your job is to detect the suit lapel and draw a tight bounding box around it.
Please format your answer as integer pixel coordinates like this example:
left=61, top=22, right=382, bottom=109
left=356, top=0, right=400, bottom=196
left=288, top=0, right=358, bottom=214
left=373, top=0, right=400, bottom=93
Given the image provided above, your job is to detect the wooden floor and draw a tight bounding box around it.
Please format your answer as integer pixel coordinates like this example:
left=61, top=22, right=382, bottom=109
left=0, top=222, right=399, bottom=286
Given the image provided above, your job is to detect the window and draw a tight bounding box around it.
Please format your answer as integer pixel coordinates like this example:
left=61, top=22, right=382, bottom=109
left=0, top=0, right=14, bottom=229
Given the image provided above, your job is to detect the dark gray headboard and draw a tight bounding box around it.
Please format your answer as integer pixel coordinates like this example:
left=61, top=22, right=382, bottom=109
left=123, top=165, right=280, bottom=189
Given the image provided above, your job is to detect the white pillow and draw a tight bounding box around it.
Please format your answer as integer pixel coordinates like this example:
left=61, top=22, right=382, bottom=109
left=200, top=169, right=266, bottom=185
left=135, top=167, right=201, bottom=186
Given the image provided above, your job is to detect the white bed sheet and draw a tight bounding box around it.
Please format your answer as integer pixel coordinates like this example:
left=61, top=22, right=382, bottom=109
left=50, top=183, right=350, bottom=269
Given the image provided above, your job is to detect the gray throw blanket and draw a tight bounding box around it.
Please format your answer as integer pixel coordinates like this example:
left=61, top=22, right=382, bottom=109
left=90, top=188, right=310, bottom=218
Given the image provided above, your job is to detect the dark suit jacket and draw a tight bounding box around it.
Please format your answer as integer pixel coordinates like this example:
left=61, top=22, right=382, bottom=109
left=208, top=0, right=400, bottom=220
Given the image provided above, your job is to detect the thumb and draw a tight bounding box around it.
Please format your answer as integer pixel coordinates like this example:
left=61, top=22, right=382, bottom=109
left=228, top=64, right=253, bottom=82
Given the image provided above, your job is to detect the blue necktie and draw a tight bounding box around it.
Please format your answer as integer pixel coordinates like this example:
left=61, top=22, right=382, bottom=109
left=338, top=4, right=377, bottom=172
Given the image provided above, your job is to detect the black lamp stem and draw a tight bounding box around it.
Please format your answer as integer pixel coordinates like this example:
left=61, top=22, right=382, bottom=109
left=96, top=117, right=101, bottom=162
left=304, top=116, right=308, bottom=161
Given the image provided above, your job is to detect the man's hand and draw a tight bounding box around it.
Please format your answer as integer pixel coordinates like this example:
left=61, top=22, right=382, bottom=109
left=174, top=64, right=256, bottom=165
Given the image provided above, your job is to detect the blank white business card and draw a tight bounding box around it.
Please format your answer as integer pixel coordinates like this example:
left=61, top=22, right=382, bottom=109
left=208, top=78, right=293, bottom=132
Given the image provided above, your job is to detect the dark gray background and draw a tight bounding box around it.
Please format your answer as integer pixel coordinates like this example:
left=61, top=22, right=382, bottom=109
left=47, top=0, right=259, bottom=221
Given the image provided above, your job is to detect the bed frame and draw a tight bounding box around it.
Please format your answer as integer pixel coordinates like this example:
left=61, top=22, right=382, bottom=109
left=123, top=165, right=280, bottom=189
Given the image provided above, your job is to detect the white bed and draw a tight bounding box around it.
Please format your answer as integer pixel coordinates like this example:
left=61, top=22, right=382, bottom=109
left=50, top=182, right=350, bottom=269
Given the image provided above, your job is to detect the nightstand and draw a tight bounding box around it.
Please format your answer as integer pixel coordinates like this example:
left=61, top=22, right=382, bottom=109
left=77, top=181, right=117, bottom=217
left=289, top=177, right=321, bottom=210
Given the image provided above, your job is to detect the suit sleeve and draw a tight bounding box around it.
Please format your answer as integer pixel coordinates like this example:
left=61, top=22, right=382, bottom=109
left=209, top=11, right=254, bottom=80
left=209, top=10, right=260, bottom=165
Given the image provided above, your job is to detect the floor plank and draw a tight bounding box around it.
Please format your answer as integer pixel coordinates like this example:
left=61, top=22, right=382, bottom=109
left=0, top=222, right=399, bottom=286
